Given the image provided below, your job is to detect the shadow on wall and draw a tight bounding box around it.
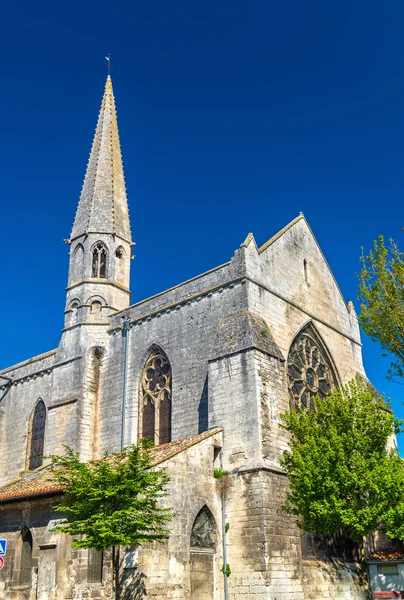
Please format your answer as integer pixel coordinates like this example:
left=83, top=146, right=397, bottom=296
left=121, top=568, right=147, bottom=599
left=198, top=375, right=209, bottom=433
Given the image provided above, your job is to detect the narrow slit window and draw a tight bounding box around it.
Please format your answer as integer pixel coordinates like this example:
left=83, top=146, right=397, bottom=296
left=28, top=401, right=46, bottom=470
left=304, top=259, right=309, bottom=285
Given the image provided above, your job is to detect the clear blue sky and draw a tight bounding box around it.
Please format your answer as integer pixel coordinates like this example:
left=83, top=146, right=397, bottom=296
left=1, top=1, right=403, bottom=448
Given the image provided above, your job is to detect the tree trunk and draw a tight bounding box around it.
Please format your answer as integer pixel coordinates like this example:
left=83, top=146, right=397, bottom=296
left=112, top=545, right=121, bottom=600
left=358, top=539, right=370, bottom=591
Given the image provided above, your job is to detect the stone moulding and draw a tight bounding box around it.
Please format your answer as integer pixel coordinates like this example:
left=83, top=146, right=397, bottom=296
left=108, top=277, right=247, bottom=334
left=48, top=397, right=78, bottom=410
left=0, top=356, right=82, bottom=390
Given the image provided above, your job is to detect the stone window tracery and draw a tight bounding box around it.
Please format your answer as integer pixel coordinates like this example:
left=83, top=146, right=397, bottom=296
left=28, top=400, right=46, bottom=470
left=139, top=349, right=172, bottom=445
left=92, top=242, right=108, bottom=278
left=191, top=507, right=216, bottom=549
left=287, top=325, right=337, bottom=410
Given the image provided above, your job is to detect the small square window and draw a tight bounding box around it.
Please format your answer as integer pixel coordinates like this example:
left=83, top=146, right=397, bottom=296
left=377, top=564, right=398, bottom=575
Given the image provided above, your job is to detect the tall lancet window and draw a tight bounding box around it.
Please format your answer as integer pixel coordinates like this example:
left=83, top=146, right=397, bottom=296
left=287, top=323, right=338, bottom=411
left=92, top=242, right=108, bottom=278
left=139, top=349, right=172, bottom=445
left=27, top=400, right=46, bottom=470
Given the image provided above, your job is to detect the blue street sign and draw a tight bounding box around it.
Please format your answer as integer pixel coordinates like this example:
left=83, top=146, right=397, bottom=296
left=0, top=540, right=7, bottom=556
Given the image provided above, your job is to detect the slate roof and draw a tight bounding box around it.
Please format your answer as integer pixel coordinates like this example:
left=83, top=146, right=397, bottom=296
left=0, top=427, right=223, bottom=503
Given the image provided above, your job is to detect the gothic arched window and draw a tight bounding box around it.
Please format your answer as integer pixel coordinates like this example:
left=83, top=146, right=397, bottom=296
left=287, top=324, right=338, bottom=410
left=191, top=507, right=216, bottom=550
left=139, top=349, right=172, bottom=445
left=28, top=400, right=46, bottom=470
left=190, top=507, right=217, bottom=599
left=19, top=529, right=33, bottom=586
left=92, top=242, right=108, bottom=278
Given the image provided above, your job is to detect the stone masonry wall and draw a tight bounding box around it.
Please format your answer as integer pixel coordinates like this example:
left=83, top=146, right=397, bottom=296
left=98, top=260, right=249, bottom=455
left=223, top=469, right=368, bottom=600
left=0, top=431, right=223, bottom=600
left=0, top=352, right=82, bottom=486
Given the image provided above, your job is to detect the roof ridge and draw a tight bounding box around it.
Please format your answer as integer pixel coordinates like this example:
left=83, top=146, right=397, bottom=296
left=258, top=214, right=304, bottom=254
left=0, top=427, right=223, bottom=502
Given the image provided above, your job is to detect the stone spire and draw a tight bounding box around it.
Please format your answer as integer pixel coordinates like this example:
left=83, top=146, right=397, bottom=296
left=70, top=75, right=132, bottom=243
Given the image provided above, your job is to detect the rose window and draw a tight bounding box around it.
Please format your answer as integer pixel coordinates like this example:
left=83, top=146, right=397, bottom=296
left=287, top=328, right=336, bottom=410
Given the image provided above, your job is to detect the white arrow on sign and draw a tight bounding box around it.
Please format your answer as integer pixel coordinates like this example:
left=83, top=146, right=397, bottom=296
left=0, top=540, right=6, bottom=556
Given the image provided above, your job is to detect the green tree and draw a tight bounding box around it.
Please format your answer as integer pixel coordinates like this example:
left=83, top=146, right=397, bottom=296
left=49, top=440, right=173, bottom=600
left=358, top=234, right=404, bottom=382
left=280, top=378, right=404, bottom=549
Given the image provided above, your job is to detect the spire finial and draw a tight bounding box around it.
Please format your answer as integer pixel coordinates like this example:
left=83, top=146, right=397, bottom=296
left=105, top=54, right=111, bottom=77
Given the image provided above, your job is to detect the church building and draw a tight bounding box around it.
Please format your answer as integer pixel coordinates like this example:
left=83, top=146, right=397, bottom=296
left=0, top=76, right=368, bottom=599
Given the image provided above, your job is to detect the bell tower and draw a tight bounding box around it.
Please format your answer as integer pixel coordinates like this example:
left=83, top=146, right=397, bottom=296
left=58, top=75, right=133, bottom=359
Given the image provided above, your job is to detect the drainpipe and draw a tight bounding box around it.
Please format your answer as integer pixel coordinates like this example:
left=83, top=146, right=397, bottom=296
left=221, top=491, right=229, bottom=600
left=121, top=319, right=131, bottom=451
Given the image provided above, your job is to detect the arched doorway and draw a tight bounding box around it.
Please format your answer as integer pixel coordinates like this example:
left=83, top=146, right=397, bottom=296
left=190, top=507, right=217, bottom=599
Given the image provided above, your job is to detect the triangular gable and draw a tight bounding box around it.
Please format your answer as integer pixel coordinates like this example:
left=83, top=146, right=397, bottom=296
left=254, top=214, right=349, bottom=314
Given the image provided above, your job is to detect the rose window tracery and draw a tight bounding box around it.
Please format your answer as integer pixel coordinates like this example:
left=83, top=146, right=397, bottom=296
left=287, top=328, right=337, bottom=410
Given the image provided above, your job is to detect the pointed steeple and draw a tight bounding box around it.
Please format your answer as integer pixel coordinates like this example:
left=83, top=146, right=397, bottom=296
left=70, top=76, right=132, bottom=243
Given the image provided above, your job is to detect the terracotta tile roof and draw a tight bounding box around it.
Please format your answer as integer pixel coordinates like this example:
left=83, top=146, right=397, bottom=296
left=150, top=426, right=222, bottom=465
left=0, top=427, right=223, bottom=503
left=373, top=593, right=404, bottom=599
left=0, top=466, right=62, bottom=502
left=369, top=548, right=404, bottom=561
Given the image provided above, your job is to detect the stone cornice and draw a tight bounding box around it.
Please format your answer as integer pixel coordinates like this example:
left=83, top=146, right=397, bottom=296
left=69, top=231, right=132, bottom=246
left=108, top=277, right=246, bottom=334
left=0, top=356, right=82, bottom=390
left=67, top=279, right=130, bottom=294
left=238, top=465, right=286, bottom=477
left=61, top=322, right=110, bottom=333
left=48, top=397, right=78, bottom=410
left=108, top=273, right=362, bottom=347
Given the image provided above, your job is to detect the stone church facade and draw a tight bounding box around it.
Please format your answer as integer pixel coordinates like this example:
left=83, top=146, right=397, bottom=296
left=0, top=76, right=368, bottom=599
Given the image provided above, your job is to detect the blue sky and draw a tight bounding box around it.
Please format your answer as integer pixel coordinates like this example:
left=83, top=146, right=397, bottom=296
left=1, top=1, right=403, bottom=448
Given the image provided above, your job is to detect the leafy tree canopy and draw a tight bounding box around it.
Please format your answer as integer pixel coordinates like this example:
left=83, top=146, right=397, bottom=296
left=358, top=234, right=404, bottom=382
left=280, top=378, right=404, bottom=543
left=49, top=440, right=173, bottom=551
